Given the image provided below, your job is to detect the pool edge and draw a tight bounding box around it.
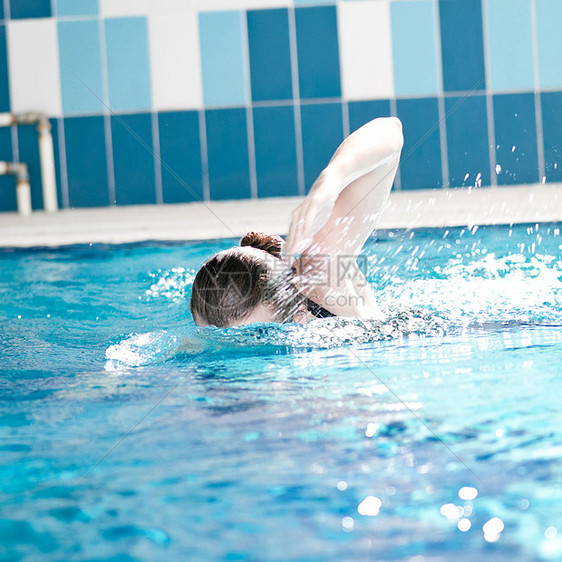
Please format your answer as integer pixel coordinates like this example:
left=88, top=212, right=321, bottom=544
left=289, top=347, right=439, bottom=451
left=1, top=183, right=561, bottom=248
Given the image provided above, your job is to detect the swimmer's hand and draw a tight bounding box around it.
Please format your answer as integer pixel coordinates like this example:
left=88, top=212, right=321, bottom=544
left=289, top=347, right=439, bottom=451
left=284, top=174, right=339, bottom=256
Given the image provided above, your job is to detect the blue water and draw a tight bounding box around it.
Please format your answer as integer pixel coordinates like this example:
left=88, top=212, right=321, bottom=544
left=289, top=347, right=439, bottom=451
left=2, top=224, right=562, bottom=561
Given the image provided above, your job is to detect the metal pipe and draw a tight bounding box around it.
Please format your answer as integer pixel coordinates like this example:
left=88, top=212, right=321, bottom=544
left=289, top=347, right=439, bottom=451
left=0, top=112, right=58, bottom=214
left=37, top=118, right=58, bottom=213
left=0, top=161, right=31, bottom=216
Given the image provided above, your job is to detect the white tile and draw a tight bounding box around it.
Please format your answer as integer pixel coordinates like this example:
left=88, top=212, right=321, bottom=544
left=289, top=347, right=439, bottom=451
left=148, top=11, right=203, bottom=110
left=99, top=0, right=151, bottom=18
left=100, top=0, right=290, bottom=17
left=7, top=19, right=62, bottom=116
left=338, top=1, right=394, bottom=101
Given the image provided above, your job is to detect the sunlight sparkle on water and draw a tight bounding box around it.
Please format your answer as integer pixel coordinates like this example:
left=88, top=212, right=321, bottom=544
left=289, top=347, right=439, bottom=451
left=483, top=517, right=504, bottom=542
left=357, top=496, right=382, bottom=516
left=458, top=486, right=478, bottom=501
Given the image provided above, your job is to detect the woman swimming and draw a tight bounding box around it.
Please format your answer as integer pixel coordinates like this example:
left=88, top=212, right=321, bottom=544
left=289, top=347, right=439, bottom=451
left=190, top=117, right=404, bottom=327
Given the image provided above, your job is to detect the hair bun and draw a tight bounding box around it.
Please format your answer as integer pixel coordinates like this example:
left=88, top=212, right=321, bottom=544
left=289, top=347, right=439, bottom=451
left=240, top=231, right=284, bottom=258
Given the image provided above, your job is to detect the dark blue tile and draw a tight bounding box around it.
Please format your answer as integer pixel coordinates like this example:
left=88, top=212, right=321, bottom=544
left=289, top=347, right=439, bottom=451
left=10, top=0, right=51, bottom=19
left=439, top=0, right=486, bottom=92
left=493, top=93, right=539, bottom=185
left=541, top=92, right=562, bottom=183
left=158, top=111, right=203, bottom=203
left=247, top=9, right=292, bottom=102
left=295, top=6, right=341, bottom=99
left=206, top=108, right=251, bottom=200
left=0, top=126, right=16, bottom=212
left=253, top=105, right=299, bottom=198
left=445, top=95, right=490, bottom=187
left=301, top=102, right=343, bottom=191
left=0, top=25, right=10, bottom=112
left=50, top=118, right=64, bottom=209
left=64, top=116, right=109, bottom=208
left=348, top=100, right=391, bottom=134
left=395, top=98, right=442, bottom=190
left=111, top=113, right=156, bottom=205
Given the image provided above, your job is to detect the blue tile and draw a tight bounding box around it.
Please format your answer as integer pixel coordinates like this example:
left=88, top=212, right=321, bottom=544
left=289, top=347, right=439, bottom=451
left=301, top=103, right=343, bottom=191
left=0, top=126, right=16, bottom=212
left=253, top=105, right=299, bottom=198
left=64, top=116, right=109, bottom=207
left=56, top=0, right=98, bottom=17
left=536, top=0, right=562, bottom=88
left=541, top=92, right=562, bottom=182
left=111, top=113, right=156, bottom=205
left=247, top=9, right=292, bottom=102
left=439, top=0, right=486, bottom=92
left=485, top=0, right=534, bottom=91
left=158, top=111, right=203, bottom=204
left=445, top=95, right=490, bottom=187
left=348, top=100, right=391, bottom=134
left=206, top=108, right=251, bottom=200
left=199, top=11, right=247, bottom=108
left=295, top=6, right=341, bottom=99
left=10, top=0, right=51, bottom=19
left=105, top=17, right=152, bottom=112
left=58, top=19, right=104, bottom=115
left=50, top=118, right=64, bottom=210
left=493, top=93, right=539, bottom=185
left=0, top=25, right=10, bottom=112
left=391, top=1, right=439, bottom=96
left=395, top=98, right=442, bottom=190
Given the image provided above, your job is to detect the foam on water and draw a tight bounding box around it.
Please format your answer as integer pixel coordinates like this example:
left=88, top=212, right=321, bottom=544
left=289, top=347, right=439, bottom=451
left=106, top=249, right=562, bottom=368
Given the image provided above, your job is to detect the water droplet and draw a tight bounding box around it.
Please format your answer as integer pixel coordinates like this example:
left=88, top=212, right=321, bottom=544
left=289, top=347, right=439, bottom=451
left=495, top=164, right=502, bottom=175
left=337, top=480, right=348, bottom=491
left=458, top=518, right=471, bottom=532
left=342, top=516, right=354, bottom=531
left=546, top=526, right=558, bottom=539
left=464, top=173, right=470, bottom=181
left=511, top=145, right=516, bottom=152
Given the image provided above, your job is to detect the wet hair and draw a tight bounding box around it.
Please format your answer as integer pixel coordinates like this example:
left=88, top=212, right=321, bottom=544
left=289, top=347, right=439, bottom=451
left=190, top=232, right=301, bottom=327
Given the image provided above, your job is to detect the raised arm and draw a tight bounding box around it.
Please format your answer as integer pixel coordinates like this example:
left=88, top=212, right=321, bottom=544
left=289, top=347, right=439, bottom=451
left=285, top=117, right=403, bottom=258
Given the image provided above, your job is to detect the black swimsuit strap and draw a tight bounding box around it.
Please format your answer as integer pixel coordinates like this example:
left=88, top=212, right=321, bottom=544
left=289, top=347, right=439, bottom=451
left=305, top=298, right=336, bottom=319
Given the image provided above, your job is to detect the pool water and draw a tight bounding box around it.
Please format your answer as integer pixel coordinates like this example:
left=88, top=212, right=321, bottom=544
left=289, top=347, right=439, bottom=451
left=2, top=224, right=562, bottom=560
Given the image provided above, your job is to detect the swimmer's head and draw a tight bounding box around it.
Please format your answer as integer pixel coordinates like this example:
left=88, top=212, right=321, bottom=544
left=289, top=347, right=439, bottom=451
left=190, top=232, right=305, bottom=327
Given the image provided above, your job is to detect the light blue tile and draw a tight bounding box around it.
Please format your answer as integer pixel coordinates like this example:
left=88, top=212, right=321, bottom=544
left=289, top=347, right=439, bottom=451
left=486, top=0, right=534, bottom=91
left=536, top=0, right=562, bottom=88
left=199, top=11, right=247, bottom=107
left=391, top=1, right=439, bottom=96
left=105, top=17, right=152, bottom=112
left=56, top=0, right=98, bottom=17
left=58, top=20, right=104, bottom=114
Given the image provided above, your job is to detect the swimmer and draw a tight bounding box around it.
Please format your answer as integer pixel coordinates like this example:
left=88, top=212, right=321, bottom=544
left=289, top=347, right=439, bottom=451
left=190, top=117, right=404, bottom=327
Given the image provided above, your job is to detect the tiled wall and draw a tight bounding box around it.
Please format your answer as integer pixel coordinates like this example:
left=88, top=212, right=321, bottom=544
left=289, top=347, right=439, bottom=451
left=0, top=0, right=561, bottom=212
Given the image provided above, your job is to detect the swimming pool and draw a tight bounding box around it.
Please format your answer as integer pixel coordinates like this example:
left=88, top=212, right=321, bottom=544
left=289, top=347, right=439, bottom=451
left=2, top=223, right=562, bottom=560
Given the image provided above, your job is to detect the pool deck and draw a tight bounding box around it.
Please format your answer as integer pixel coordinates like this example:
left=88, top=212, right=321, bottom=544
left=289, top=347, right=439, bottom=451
left=1, top=183, right=561, bottom=248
